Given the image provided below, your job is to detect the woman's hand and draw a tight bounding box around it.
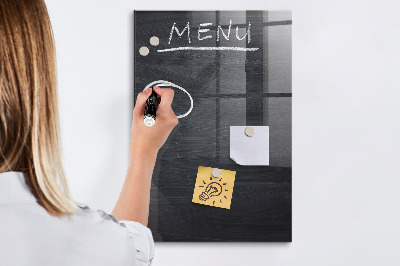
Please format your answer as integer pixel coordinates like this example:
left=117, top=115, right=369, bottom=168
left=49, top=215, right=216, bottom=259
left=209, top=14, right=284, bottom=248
left=130, top=86, right=178, bottom=159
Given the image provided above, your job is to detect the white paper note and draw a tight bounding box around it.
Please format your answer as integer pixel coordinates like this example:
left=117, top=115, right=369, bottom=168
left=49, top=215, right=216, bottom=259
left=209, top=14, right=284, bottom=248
left=230, top=126, right=269, bottom=166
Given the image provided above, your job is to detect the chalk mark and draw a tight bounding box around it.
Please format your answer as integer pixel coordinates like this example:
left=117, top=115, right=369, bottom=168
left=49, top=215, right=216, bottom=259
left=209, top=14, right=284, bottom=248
left=143, top=80, right=193, bottom=119
left=157, top=47, right=259, bottom=53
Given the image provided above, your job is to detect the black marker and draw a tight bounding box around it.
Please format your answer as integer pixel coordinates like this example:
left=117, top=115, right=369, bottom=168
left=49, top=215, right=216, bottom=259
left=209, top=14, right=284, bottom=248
left=143, top=88, right=158, bottom=127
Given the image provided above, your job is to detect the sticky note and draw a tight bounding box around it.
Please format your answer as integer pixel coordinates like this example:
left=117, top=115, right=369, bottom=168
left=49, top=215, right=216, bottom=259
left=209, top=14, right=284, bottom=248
left=192, top=166, right=236, bottom=209
left=230, top=126, right=269, bottom=166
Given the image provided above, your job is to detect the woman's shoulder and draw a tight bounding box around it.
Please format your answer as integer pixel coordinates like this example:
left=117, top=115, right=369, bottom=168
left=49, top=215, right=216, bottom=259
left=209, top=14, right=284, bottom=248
left=71, top=204, right=155, bottom=265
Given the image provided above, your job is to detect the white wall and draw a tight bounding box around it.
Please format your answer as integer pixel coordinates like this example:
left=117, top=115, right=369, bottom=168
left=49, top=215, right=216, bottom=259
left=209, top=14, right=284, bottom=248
left=45, top=0, right=400, bottom=265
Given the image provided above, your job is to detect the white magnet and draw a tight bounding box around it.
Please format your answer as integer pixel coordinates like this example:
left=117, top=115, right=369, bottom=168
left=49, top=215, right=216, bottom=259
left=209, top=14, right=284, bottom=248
left=244, top=126, right=255, bottom=137
left=211, top=168, right=222, bottom=178
left=150, top=36, right=160, bottom=46
left=139, top=46, right=149, bottom=56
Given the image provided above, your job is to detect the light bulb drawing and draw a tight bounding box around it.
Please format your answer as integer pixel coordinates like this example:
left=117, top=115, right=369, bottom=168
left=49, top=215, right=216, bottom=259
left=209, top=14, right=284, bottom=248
left=199, top=182, right=222, bottom=201
left=192, top=166, right=236, bottom=209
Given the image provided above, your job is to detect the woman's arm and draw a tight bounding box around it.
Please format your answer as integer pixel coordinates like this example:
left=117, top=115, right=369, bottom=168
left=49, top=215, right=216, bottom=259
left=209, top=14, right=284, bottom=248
left=112, top=87, right=178, bottom=226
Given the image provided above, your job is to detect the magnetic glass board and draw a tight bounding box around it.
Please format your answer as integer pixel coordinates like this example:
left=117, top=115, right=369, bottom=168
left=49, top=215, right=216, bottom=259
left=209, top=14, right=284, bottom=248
left=134, top=11, right=292, bottom=242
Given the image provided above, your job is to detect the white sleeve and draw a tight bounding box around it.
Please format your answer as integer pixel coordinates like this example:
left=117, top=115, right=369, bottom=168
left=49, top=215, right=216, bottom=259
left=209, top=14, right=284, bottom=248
left=119, top=220, right=155, bottom=266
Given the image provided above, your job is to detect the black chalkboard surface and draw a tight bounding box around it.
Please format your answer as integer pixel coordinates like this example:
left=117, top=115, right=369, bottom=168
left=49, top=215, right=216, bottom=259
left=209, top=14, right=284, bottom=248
left=134, top=11, right=292, bottom=242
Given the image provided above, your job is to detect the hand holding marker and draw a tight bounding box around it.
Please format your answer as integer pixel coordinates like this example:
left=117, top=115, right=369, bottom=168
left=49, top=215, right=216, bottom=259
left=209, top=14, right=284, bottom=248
left=131, top=86, right=178, bottom=156
left=142, top=80, right=193, bottom=127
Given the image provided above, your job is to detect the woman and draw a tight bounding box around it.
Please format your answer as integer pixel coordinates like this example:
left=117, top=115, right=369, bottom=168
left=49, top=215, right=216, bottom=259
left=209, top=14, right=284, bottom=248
left=0, top=0, right=177, bottom=265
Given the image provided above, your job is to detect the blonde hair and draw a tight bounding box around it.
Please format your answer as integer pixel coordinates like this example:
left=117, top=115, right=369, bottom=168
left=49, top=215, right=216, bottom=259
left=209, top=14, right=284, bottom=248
left=0, top=0, right=76, bottom=216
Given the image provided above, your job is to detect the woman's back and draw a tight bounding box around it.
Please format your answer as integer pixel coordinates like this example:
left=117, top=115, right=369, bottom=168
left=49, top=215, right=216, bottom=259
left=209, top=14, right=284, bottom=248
left=0, top=172, right=154, bottom=266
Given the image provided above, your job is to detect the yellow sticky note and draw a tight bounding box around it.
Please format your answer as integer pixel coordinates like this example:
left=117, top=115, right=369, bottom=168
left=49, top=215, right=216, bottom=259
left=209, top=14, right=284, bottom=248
left=192, top=166, right=236, bottom=209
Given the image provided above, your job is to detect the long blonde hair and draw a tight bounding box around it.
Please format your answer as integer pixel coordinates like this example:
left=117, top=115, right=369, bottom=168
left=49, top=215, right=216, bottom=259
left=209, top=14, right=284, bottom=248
left=0, top=0, right=76, bottom=216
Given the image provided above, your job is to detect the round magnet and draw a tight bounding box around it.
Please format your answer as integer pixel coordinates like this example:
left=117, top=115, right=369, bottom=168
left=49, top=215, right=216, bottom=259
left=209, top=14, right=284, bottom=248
left=211, top=168, right=222, bottom=178
left=139, top=46, right=149, bottom=56
left=149, top=36, right=160, bottom=46
left=244, top=126, right=255, bottom=137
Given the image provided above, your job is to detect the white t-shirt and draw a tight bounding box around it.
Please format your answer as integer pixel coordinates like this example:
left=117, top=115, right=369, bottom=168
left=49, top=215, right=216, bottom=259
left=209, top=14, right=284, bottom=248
left=0, top=171, right=155, bottom=266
